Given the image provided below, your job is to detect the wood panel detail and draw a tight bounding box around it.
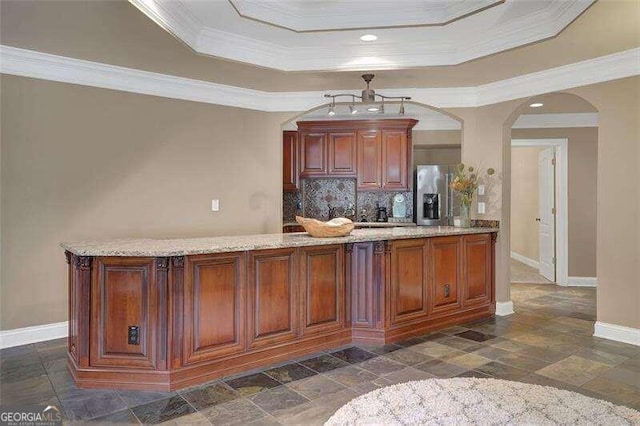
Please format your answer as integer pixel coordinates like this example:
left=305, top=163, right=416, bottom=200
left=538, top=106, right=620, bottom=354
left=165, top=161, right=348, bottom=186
left=299, top=132, right=327, bottom=176
left=283, top=131, right=298, bottom=191
left=357, top=130, right=382, bottom=190
left=328, top=131, right=357, bottom=176
left=429, top=236, right=463, bottom=315
left=90, top=257, right=157, bottom=369
left=350, top=243, right=375, bottom=328
left=463, top=234, right=493, bottom=307
left=381, top=130, right=408, bottom=190
left=248, top=248, right=298, bottom=349
left=300, top=245, right=345, bottom=335
left=389, top=239, right=428, bottom=325
left=183, top=253, right=245, bottom=365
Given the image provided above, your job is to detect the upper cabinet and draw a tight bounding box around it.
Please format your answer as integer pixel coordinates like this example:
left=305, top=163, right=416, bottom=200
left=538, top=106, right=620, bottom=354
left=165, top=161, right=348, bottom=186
left=296, top=119, right=417, bottom=188
left=283, top=131, right=298, bottom=192
left=298, top=122, right=357, bottom=178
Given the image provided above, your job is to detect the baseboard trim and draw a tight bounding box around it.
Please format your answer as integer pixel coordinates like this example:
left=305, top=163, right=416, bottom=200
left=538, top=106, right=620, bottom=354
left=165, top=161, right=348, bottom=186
left=510, top=251, right=540, bottom=270
left=0, top=321, right=68, bottom=349
left=594, top=321, right=640, bottom=347
left=567, top=276, right=598, bottom=287
left=495, top=301, right=515, bottom=316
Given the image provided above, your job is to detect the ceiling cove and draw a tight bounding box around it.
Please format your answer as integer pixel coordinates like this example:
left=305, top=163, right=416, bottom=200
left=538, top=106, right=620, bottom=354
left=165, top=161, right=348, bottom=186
left=129, top=0, right=596, bottom=72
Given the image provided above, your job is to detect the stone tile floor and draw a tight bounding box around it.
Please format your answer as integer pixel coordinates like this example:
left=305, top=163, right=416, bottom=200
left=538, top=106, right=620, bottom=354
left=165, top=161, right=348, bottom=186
left=511, top=258, right=553, bottom=284
left=1, top=283, right=638, bottom=424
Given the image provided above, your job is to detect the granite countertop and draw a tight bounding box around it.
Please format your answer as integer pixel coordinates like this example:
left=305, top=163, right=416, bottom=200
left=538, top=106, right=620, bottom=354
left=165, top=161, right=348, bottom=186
left=283, top=221, right=417, bottom=228
left=62, top=227, right=498, bottom=257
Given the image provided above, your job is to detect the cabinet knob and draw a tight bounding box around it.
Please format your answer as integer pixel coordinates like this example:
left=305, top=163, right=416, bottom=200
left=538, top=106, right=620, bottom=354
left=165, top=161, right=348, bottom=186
left=535, top=218, right=541, bottom=222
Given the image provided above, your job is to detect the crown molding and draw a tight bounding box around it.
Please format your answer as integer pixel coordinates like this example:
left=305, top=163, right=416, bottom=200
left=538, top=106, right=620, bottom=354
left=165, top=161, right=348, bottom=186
left=129, top=0, right=595, bottom=71
left=512, top=113, right=598, bottom=129
left=1, top=45, right=638, bottom=112
left=229, top=0, right=502, bottom=32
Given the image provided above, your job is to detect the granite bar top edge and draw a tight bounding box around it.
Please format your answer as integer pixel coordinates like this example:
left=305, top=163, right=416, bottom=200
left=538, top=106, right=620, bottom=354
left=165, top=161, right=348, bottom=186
left=61, top=227, right=499, bottom=257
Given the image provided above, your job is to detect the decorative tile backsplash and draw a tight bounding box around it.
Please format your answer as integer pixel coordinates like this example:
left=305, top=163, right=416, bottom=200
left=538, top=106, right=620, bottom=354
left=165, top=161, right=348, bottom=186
left=283, top=191, right=301, bottom=222
left=283, top=178, right=414, bottom=222
left=302, top=178, right=356, bottom=220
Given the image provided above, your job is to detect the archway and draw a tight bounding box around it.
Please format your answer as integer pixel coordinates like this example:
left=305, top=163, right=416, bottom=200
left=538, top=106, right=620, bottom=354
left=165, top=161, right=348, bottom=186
left=279, top=101, right=465, bottom=227
left=502, top=92, right=599, bottom=317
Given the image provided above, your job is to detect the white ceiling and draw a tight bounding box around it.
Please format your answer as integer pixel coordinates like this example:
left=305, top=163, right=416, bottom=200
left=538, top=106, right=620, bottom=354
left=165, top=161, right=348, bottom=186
left=130, top=0, right=595, bottom=72
left=229, top=0, right=503, bottom=31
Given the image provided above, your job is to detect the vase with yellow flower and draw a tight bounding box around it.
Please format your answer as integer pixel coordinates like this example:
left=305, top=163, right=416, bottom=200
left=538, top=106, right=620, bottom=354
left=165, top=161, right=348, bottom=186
left=450, top=163, right=495, bottom=228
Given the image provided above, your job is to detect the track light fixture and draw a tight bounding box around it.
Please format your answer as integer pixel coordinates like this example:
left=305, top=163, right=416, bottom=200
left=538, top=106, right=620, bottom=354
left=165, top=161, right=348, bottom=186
left=327, top=99, right=336, bottom=116
left=323, top=74, right=411, bottom=116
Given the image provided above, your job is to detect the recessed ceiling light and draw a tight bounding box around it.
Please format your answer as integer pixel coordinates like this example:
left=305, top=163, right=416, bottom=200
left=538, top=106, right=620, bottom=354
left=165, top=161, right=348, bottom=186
left=360, top=34, right=378, bottom=42
left=529, top=102, right=544, bottom=108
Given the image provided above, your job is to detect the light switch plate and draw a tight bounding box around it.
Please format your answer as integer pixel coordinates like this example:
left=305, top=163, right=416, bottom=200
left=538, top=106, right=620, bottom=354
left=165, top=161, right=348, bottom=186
left=211, top=199, right=220, bottom=211
left=477, top=202, right=486, bottom=214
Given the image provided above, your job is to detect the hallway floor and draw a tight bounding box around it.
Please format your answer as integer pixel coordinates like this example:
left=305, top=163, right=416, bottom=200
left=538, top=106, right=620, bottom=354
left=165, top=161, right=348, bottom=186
left=1, top=284, right=638, bottom=424
left=511, top=258, right=554, bottom=284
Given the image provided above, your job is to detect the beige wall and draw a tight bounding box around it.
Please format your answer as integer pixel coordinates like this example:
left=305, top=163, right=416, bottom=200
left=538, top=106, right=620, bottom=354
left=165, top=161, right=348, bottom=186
left=1, top=0, right=639, bottom=91
left=0, top=75, right=287, bottom=329
left=412, top=130, right=462, bottom=146
left=1, top=77, right=638, bottom=333
left=512, top=128, right=599, bottom=278
left=510, top=147, right=544, bottom=263
left=413, top=148, right=461, bottom=169
left=447, top=78, right=639, bottom=330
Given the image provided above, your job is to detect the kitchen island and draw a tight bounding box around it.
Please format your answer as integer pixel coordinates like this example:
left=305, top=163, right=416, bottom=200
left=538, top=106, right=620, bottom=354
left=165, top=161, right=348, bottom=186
left=62, top=226, right=498, bottom=391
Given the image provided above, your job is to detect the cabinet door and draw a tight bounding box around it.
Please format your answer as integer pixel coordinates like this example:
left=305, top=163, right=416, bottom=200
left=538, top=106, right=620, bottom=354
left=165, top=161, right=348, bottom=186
left=283, top=131, right=298, bottom=191
left=429, top=236, right=463, bottom=315
left=463, top=234, right=493, bottom=307
left=299, top=132, right=327, bottom=176
left=328, top=131, right=357, bottom=176
left=247, top=248, right=298, bottom=349
left=90, top=257, right=157, bottom=369
left=299, top=245, right=345, bottom=336
left=389, top=239, right=429, bottom=325
left=381, top=130, right=409, bottom=190
left=350, top=243, right=375, bottom=329
left=183, top=253, right=245, bottom=365
left=357, top=130, right=382, bottom=190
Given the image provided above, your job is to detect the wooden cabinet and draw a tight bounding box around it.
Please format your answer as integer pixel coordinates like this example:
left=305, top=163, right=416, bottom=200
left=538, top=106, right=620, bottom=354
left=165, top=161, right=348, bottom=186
left=283, top=131, right=298, bottom=191
left=328, top=131, right=357, bottom=175
left=429, top=236, right=463, bottom=315
left=389, top=239, right=429, bottom=326
left=65, top=231, right=494, bottom=391
left=299, top=124, right=357, bottom=178
left=90, top=257, right=158, bottom=369
left=355, top=120, right=416, bottom=190
left=183, top=253, right=246, bottom=365
left=357, top=130, right=382, bottom=190
left=462, top=234, right=493, bottom=307
left=299, top=132, right=327, bottom=176
left=248, top=248, right=298, bottom=349
left=381, top=130, right=408, bottom=190
left=299, top=244, right=346, bottom=336
left=297, top=120, right=415, bottom=183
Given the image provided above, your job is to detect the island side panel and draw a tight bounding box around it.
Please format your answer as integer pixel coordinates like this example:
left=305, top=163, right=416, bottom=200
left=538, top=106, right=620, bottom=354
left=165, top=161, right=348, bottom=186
left=182, top=252, right=246, bottom=365
left=247, top=248, right=299, bottom=349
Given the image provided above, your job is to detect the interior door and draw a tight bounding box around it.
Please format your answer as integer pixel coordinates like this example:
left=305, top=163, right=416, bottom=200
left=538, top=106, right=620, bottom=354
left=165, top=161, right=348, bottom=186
left=538, top=147, right=556, bottom=282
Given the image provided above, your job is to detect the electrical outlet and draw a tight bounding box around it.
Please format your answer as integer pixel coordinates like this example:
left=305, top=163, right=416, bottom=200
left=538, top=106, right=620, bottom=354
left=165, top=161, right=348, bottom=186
left=478, top=202, right=486, bottom=214
left=477, top=185, right=485, bottom=196
left=444, top=284, right=450, bottom=298
left=211, top=199, right=220, bottom=212
left=128, top=326, right=140, bottom=345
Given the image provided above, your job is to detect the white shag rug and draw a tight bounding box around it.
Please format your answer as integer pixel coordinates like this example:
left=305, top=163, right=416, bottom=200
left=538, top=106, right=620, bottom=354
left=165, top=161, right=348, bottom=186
left=325, top=378, right=640, bottom=425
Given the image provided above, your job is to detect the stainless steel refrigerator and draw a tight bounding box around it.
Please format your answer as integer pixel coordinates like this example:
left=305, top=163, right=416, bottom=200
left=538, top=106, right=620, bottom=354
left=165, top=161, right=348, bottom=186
left=415, top=165, right=459, bottom=226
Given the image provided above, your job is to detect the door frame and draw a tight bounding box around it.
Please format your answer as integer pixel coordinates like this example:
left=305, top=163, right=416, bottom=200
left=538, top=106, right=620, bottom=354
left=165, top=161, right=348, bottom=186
left=511, top=138, right=568, bottom=286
